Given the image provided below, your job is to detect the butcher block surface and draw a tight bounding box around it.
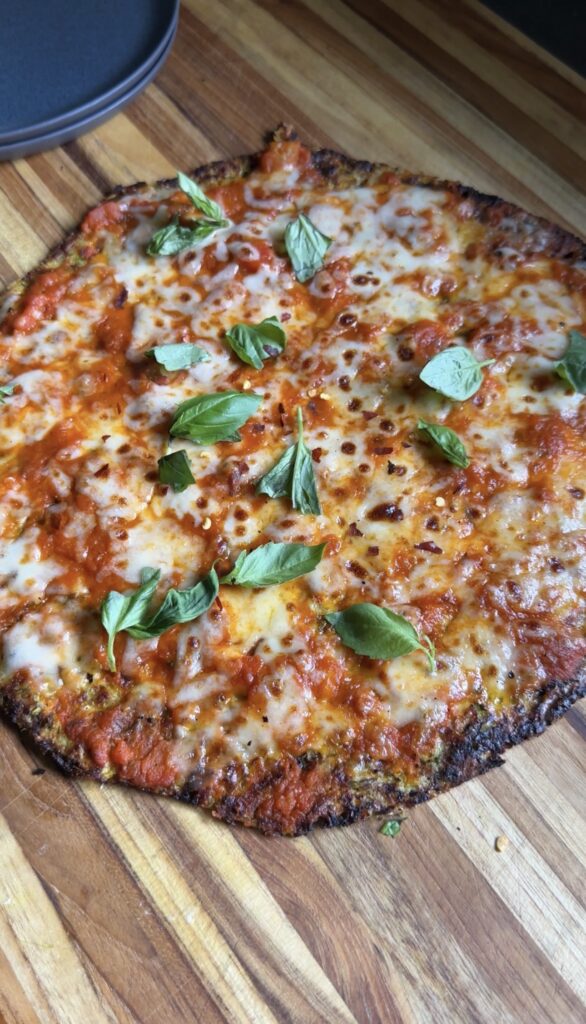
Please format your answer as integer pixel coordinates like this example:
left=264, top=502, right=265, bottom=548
left=0, top=2, right=584, bottom=1022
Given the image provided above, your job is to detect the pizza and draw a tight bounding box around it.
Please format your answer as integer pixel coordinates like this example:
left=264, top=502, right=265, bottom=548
left=0, top=126, right=584, bottom=835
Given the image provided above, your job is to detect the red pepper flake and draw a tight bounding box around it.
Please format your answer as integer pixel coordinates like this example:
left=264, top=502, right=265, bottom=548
left=425, top=516, right=439, bottom=530
left=113, top=286, right=128, bottom=309
left=359, top=463, right=370, bottom=474
left=346, top=560, right=368, bottom=579
left=311, top=447, right=323, bottom=462
left=568, top=486, right=584, bottom=499
left=397, top=345, right=414, bottom=361
left=94, top=463, right=110, bottom=478
left=339, top=313, right=357, bottom=327
left=373, top=446, right=394, bottom=456
left=415, top=541, right=443, bottom=554
left=548, top=557, right=564, bottom=572
left=280, top=311, right=291, bottom=322
left=362, top=410, right=377, bottom=421
left=367, top=545, right=379, bottom=556
left=338, top=375, right=351, bottom=391
left=348, top=522, right=363, bottom=537
left=341, top=441, right=356, bottom=454
left=387, top=462, right=406, bottom=476
left=368, top=503, right=404, bottom=521
left=348, top=398, right=361, bottom=411
left=379, top=419, right=394, bottom=432
left=250, top=422, right=265, bottom=434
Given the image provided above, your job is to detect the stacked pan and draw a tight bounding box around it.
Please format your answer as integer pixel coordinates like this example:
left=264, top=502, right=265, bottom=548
left=0, top=0, right=179, bottom=160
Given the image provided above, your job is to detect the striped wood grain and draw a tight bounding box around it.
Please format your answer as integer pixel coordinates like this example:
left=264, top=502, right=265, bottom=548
left=0, top=3, right=584, bottom=1022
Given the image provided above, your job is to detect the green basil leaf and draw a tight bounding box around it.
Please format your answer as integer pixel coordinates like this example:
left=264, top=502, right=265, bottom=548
left=146, top=217, right=225, bottom=257
left=158, top=449, right=195, bottom=492
left=225, top=316, right=286, bottom=370
left=170, top=390, right=262, bottom=445
left=256, top=407, right=321, bottom=514
left=176, top=171, right=225, bottom=222
left=101, top=567, right=219, bottom=665
left=555, top=330, right=586, bottom=394
left=147, top=343, right=210, bottom=371
left=100, top=567, right=161, bottom=670
left=417, top=419, right=470, bottom=468
left=284, top=212, right=332, bottom=283
left=0, top=382, right=14, bottom=404
left=128, top=567, right=219, bottom=639
left=379, top=819, right=402, bottom=837
left=419, top=346, right=494, bottom=401
left=221, top=541, right=325, bottom=587
left=324, top=603, right=436, bottom=670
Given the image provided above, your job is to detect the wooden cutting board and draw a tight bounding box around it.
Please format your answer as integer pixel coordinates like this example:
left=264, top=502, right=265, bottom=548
left=0, top=3, right=584, bottom=1022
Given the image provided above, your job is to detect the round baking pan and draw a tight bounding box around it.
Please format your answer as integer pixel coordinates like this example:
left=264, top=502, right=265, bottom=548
left=0, top=0, right=178, bottom=145
left=0, top=28, right=176, bottom=162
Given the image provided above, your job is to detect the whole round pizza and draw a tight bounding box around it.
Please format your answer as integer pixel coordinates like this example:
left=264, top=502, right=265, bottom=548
left=0, top=126, right=584, bottom=834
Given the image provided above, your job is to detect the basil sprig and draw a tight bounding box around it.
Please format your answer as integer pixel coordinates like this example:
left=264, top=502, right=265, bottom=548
left=170, top=390, right=262, bottom=445
left=225, top=317, right=286, bottom=369
left=101, top=566, right=218, bottom=670
left=256, top=407, right=321, bottom=515
left=158, top=449, right=195, bottom=492
left=147, top=171, right=229, bottom=256
left=221, top=541, right=325, bottom=587
left=417, top=419, right=469, bottom=468
left=147, top=343, right=210, bottom=371
left=420, top=346, right=494, bottom=401
left=284, top=212, right=332, bottom=283
left=175, top=171, right=225, bottom=222
left=556, top=330, right=586, bottom=394
left=325, top=603, right=436, bottom=671
left=0, top=382, right=14, bottom=404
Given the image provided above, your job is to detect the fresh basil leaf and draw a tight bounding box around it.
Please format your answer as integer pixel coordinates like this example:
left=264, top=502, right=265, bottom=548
left=225, top=316, right=286, bottom=370
left=101, top=567, right=219, bottom=665
left=147, top=343, right=210, bottom=371
left=170, top=390, right=262, bottom=445
left=284, top=212, right=332, bottom=283
left=176, top=171, right=226, bottom=222
left=147, top=217, right=225, bottom=257
left=417, top=419, right=470, bottom=468
left=221, top=541, right=325, bottom=587
left=256, top=407, right=321, bottom=514
left=128, top=567, right=219, bottom=639
left=158, top=449, right=195, bottom=492
left=379, top=819, right=402, bottom=837
left=555, top=329, right=586, bottom=394
left=147, top=173, right=229, bottom=256
left=0, top=382, right=14, bottom=404
left=324, top=603, right=436, bottom=671
left=419, top=346, right=494, bottom=401
left=100, top=567, right=161, bottom=670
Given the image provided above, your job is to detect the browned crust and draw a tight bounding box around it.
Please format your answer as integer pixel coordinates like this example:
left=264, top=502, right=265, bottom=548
left=0, top=125, right=585, bottom=835
left=1, top=671, right=584, bottom=835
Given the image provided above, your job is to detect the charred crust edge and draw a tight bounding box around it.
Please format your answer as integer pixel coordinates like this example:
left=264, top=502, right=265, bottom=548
left=1, top=672, right=584, bottom=835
